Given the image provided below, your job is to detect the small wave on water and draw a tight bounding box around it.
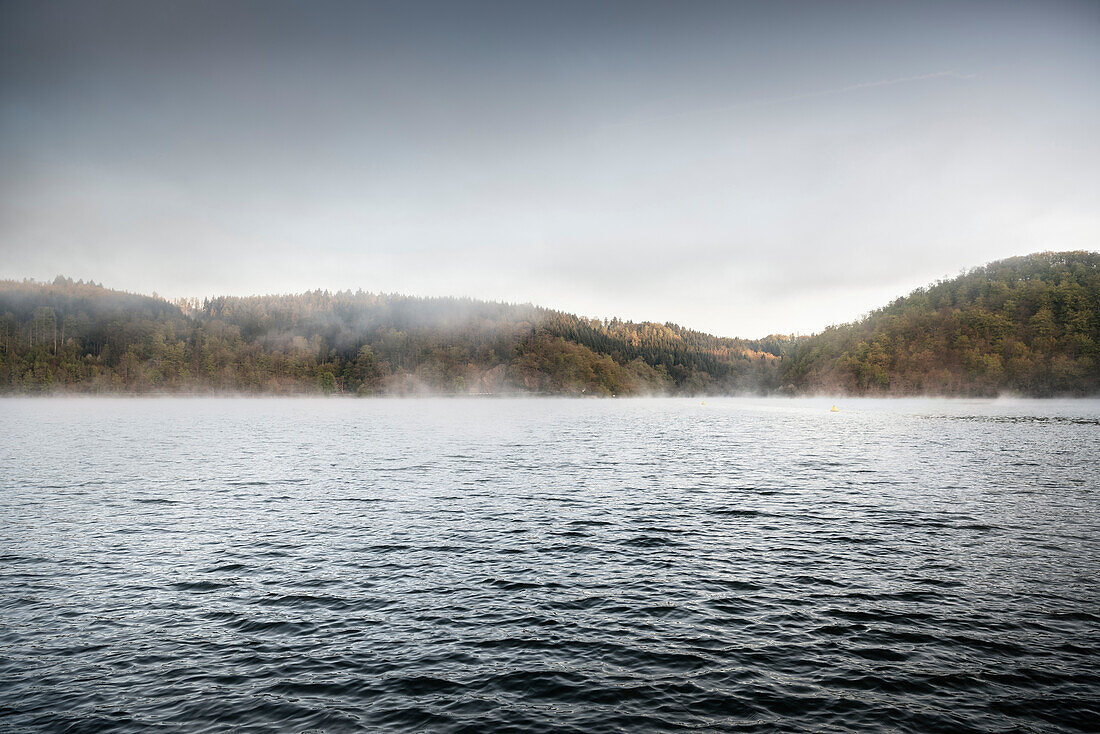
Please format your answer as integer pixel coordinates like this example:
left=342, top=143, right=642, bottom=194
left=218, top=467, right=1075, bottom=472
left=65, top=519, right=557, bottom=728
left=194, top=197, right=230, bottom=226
left=1, top=397, right=1098, bottom=732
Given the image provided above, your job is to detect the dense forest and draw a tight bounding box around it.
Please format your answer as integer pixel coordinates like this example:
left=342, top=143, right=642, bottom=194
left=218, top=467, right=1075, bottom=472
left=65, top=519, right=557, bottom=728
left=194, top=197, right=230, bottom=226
left=1, top=251, right=1097, bottom=396
left=778, top=251, right=1099, bottom=396
left=0, top=279, right=781, bottom=396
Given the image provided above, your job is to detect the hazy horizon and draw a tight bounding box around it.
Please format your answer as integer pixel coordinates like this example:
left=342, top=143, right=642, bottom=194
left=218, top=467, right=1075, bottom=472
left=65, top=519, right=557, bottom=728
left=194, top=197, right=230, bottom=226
left=9, top=248, right=1095, bottom=341
left=2, top=1, right=1098, bottom=338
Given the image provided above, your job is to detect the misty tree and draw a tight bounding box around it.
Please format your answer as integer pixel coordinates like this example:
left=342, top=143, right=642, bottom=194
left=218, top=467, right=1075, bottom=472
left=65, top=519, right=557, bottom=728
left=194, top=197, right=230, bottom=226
left=1, top=251, right=1097, bottom=397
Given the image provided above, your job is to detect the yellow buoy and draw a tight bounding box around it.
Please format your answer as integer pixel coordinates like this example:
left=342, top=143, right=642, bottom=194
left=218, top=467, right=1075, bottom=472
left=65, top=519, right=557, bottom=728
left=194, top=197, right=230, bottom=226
left=830, top=404, right=840, bottom=412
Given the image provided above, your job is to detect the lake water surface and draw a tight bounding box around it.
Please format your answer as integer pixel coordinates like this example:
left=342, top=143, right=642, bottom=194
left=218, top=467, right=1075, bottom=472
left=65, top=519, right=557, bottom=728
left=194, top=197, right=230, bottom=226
left=1, top=397, right=1098, bottom=732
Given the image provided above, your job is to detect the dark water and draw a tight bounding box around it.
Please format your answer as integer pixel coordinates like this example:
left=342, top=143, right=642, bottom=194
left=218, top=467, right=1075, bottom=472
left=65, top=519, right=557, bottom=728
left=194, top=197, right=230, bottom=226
left=2, top=397, right=1098, bottom=733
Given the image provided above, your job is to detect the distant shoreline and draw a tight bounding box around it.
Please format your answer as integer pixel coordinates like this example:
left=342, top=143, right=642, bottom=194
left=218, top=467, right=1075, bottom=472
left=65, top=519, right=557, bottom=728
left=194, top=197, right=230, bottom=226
left=3, top=252, right=1098, bottom=398
left=4, top=391, right=1098, bottom=400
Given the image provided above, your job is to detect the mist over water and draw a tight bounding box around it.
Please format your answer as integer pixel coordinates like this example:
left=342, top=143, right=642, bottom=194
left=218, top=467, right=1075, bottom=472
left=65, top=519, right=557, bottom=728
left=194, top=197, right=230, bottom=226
left=2, top=397, right=1098, bottom=732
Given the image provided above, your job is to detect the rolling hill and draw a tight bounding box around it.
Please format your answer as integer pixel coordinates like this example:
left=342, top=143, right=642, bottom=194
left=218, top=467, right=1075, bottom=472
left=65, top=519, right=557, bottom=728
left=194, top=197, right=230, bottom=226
left=779, top=251, right=1099, bottom=396
left=1, top=251, right=1096, bottom=396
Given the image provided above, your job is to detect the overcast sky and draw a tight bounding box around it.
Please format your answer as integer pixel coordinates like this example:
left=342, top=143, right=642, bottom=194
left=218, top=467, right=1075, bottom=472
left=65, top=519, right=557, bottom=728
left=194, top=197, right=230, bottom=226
left=1, top=1, right=1097, bottom=337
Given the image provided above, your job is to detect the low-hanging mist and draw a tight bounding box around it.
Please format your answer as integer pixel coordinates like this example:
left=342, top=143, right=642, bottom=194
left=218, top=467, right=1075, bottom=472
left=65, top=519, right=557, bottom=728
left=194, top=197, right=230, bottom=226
left=1, top=251, right=1097, bottom=397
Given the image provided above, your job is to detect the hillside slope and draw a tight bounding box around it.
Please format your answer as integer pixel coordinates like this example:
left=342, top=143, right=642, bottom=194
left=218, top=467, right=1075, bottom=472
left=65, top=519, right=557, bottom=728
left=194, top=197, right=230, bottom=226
left=0, top=277, right=775, bottom=395
left=2, top=252, right=1097, bottom=396
left=780, top=251, right=1100, bottom=396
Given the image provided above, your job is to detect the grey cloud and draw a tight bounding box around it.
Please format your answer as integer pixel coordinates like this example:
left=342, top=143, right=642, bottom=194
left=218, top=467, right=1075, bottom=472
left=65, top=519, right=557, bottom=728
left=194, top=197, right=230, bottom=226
left=1, top=0, right=1097, bottom=338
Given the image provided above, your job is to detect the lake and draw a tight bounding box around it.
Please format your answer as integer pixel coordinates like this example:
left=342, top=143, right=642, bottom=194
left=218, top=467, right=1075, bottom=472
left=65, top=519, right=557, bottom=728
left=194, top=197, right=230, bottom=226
left=1, top=397, right=1098, bottom=732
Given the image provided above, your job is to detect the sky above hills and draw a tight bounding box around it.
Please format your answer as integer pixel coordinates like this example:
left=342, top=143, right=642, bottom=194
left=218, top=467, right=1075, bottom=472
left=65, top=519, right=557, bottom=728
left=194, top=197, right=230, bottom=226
left=1, top=0, right=1097, bottom=337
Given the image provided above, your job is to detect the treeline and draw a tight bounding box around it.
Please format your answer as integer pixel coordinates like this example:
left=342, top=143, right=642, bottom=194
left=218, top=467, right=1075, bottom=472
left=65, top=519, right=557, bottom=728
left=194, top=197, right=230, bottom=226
left=0, top=278, right=777, bottom=395
left=2, top=251, right=1097, bottom=396
left=778, top=251, right=1100, bottom=396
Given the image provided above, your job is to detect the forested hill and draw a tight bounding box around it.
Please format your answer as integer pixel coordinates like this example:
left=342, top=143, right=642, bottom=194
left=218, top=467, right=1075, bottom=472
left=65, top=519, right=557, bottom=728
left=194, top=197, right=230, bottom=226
left=779, top=251, right=1100, bottom=396
left=0, top=278, right=781, bottom=395
left=1, top=251, right=1097, bottom=396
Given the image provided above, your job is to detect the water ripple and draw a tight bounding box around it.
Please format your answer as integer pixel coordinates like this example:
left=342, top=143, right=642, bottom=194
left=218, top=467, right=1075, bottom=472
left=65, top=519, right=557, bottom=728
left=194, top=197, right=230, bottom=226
left=1, top=397, right=1098, bottom=732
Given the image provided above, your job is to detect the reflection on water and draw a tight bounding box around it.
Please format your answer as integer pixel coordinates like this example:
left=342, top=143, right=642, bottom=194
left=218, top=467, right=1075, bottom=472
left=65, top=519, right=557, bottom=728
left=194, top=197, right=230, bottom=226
left=1, top=397, right=1098, bottom=732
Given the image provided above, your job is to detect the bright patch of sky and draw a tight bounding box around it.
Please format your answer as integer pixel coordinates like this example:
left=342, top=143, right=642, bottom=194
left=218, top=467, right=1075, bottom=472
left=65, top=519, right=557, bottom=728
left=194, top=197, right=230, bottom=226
left=2, top=0, right=1097, bottom=336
